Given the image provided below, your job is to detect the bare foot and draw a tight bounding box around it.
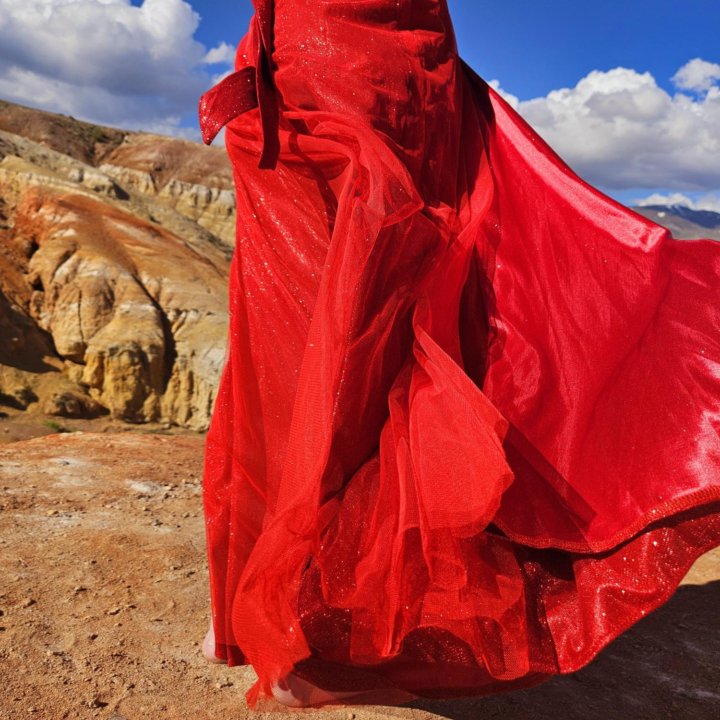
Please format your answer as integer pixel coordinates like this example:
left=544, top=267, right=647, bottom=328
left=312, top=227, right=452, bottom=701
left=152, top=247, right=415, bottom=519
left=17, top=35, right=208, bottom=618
left=271, top=671, right=362, bottom=707
left=202, top=618, right=226, bottom=664
left=271, top=675, right=306, bottom=707
left=201, top=620, right=356, bottom=706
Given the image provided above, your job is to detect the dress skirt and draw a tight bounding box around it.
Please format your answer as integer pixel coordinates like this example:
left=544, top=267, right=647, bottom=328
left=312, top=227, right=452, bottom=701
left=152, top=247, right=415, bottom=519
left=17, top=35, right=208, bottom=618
left=199, top=0, right=720, bottom=709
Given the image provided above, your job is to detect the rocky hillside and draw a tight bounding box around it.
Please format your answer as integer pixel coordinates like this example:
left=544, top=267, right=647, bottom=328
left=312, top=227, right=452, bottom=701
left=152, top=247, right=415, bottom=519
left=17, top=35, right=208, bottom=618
left=0, top=99, right=236, bottom=432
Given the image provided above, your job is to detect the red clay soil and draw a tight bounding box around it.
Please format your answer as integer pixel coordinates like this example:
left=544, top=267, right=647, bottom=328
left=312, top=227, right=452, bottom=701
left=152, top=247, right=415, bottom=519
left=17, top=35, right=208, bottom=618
left=0, top=431, right=718, bottom=720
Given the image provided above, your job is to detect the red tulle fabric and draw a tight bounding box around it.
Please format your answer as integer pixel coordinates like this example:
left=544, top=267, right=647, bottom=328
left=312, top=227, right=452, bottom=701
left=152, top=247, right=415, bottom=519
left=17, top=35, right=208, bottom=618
left=199, top=0, right=720, bottom=709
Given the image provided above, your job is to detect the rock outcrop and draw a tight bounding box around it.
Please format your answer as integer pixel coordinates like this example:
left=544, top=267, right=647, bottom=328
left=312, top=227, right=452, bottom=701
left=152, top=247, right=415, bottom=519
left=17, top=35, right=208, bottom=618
left=0, top=100, right=236, bottom=430
left=99, top=131, right=237, bottom=245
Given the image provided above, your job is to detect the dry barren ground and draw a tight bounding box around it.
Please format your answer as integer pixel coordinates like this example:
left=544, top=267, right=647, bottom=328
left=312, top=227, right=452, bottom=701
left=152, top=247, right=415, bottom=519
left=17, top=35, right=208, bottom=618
left=0, top=431, right=718, bottom=720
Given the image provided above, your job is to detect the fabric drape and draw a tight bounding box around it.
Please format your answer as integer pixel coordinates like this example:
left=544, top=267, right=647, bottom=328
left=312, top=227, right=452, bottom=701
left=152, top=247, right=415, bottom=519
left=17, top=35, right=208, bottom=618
left=199, top=0, right=720, bottom=709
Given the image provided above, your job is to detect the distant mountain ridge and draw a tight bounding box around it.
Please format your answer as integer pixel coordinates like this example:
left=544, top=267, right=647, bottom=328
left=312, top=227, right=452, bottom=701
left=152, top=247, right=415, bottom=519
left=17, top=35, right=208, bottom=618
left=643, top=204, right=720, bottom=230
left=631, top=204, right=720, bottom=241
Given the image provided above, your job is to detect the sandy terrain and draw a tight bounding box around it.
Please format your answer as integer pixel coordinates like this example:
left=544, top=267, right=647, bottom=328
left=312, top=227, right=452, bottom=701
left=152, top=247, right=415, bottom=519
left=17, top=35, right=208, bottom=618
left=0, top=430, right=718, bottom=720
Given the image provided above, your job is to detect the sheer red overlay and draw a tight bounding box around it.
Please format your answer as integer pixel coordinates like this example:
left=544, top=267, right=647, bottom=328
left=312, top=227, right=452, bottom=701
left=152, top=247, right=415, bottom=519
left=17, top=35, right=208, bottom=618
left=199, top=0, right=720, bottom=709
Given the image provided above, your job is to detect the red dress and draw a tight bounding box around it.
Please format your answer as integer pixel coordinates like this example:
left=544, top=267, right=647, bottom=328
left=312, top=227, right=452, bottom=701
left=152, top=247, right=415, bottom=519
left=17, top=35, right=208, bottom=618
left=199, top=0, right=720, bottom=709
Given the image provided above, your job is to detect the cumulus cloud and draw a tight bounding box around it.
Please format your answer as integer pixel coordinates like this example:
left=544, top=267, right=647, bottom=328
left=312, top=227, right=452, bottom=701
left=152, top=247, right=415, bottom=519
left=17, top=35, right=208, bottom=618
left=203, top=42, right=236, bottom=66
left=672, top=58, right=720, bottom=93
left=0, top=0, right=236, bottom=138
left=490, top=58, right=720, bottom=192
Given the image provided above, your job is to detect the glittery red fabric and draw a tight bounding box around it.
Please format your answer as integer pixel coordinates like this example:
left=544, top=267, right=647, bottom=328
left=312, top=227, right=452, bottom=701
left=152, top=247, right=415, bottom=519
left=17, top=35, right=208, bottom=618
left=199, top=0, right=720, bottom=709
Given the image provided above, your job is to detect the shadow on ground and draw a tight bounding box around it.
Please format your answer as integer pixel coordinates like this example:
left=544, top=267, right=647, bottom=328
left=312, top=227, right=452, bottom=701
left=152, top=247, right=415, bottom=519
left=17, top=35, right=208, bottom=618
left=407, top=580, right=720, bottom=720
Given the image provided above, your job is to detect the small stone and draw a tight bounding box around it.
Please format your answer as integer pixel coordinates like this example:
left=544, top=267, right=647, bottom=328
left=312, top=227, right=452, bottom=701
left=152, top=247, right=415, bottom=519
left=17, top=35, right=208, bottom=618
left=21, top=597, right=36, bottom=608
left=107, top=607, right=122, bottom=615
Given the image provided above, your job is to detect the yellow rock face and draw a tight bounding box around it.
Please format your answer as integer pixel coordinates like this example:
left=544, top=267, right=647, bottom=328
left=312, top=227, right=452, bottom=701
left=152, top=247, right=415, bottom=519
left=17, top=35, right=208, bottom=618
left=0, top=101, right=236, bottom=430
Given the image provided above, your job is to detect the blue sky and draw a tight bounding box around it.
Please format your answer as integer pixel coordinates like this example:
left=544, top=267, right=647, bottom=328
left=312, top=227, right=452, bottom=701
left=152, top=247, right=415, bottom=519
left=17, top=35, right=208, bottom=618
left=449, top=0, right=720, bottom=98
left=1, top=1, right=718, bottom=209
left=187, top=0, right=720, bottom=99
left=179, top=0, right=720, bottom=208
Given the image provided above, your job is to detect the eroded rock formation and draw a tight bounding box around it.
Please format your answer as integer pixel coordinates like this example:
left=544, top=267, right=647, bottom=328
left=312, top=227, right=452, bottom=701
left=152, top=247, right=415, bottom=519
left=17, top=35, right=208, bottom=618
left=0, top=100, right=236, bottom=430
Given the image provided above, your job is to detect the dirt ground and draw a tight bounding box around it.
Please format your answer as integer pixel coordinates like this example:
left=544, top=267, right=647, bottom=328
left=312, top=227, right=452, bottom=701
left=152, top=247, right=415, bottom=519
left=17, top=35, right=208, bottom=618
left=1, top=429, right=719, bottom=720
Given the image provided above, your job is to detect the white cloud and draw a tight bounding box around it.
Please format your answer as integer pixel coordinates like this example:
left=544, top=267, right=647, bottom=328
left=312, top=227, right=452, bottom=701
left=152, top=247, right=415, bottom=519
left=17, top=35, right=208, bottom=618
left=490, top=59, right=720, bottom=192
left=635, top=191, right=720, bottom=213
left=672, top=58, right=720, bottom=93
left=0, top=0, right=235, bottom=137
left=203, top=42, right=236, bottom=66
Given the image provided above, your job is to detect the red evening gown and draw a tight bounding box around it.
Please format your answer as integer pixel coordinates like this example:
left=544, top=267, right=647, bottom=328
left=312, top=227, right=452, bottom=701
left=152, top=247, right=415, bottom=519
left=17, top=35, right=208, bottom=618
left=198, top=0, right=720, bottom=709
